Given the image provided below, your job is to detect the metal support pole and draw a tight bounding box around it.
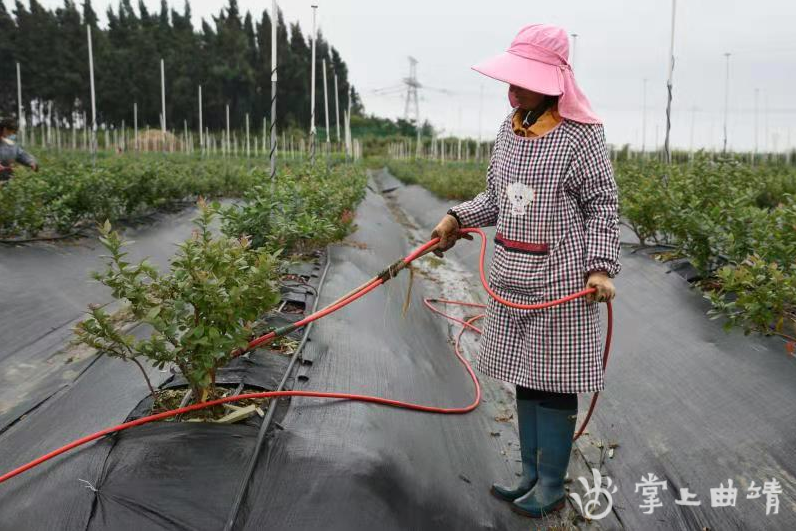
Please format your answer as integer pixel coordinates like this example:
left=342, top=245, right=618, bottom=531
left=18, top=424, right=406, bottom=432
left=226, top=104, right=230, bottom=157
left=753, top=88, right=759, bottom=164
left=87, top=25, right=97, bottom=159
left=246, top=113, right=250, bottom=157
left=323, top=58, right=331, bottom=145
left=16, top=62, right=23, bottom=137
left=642, top=78, right=647, bottom=154
left=662, top=0, right=676, bottom=166
left=570, top=33, right=579, bottom=70
left=199, top=85, right=203, bottom=155
left=270, top=0, right=278, bottom=179
left=722, top=52, right=731, bottom=153
left=334, top=72, right=341, bottom=143
left=309, top=5, right=318, bottom=165
left=161, top=58, right=166, bottom=151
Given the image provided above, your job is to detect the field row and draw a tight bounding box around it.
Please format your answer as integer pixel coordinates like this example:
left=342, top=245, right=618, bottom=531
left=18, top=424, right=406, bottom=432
left=2, top=151, right=367, bottom=404
left=0, top=151, right=354, bottom=238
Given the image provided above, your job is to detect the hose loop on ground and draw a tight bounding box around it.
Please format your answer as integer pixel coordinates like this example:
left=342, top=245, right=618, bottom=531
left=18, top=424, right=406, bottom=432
left=0, top=229, right=612, bottom=485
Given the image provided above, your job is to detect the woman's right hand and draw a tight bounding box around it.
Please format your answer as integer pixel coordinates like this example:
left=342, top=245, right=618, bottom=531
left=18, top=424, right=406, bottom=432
left=430, top=214, right=471, bottom=258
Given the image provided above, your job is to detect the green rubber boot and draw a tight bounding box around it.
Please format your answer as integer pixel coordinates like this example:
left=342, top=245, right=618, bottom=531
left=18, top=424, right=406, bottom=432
left=490, top=395, right=538, bottom=502
left=511, top=403, right=577, bottom=518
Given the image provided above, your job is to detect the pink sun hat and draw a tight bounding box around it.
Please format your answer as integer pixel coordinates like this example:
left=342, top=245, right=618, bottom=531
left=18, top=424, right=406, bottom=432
left=472, top=24, right=601, bottom=124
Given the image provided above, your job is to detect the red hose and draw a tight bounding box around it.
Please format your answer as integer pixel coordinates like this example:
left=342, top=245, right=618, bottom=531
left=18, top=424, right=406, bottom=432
left=0, top=228, right=611, bottom=485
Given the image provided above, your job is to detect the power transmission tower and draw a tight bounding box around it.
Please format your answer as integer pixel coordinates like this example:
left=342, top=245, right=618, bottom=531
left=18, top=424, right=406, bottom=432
left=403, top=56, right=421, bottom=125
left=403, top=56, right=422, bottom=157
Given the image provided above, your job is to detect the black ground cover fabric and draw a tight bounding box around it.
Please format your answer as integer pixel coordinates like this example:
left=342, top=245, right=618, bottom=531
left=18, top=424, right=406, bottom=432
left=229, top=184, right=531, bottom=530
left=0, top=183, right=533, bottom=530
left=0, top=206, right=208, bottom=432
left=3, top=169, right=794, bottom=530
left=0, top=231, right=322, bottom=530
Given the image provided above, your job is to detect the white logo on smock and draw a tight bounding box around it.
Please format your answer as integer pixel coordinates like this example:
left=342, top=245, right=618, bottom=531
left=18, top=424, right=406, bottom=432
left=505, top=182, right=535, bottom=216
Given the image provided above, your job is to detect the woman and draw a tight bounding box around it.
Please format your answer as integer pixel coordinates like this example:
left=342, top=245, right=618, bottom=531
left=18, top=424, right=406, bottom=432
left=431, top=24, right=621, bottom=518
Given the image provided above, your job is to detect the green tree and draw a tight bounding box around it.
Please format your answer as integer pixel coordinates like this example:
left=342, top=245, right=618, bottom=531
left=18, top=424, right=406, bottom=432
left=0, top=1, right=16, bottom=114
left=0, top=0, right=363, bottom=134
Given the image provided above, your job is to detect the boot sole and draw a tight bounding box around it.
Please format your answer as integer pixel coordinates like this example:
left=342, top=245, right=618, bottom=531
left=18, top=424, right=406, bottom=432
left=510, top=497, right=566, bottom=518
left=490, top=485, right=530, bottom=503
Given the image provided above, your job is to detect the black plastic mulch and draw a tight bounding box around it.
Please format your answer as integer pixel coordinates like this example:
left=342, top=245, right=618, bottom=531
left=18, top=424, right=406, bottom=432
left=0, top=205, right=209, bottom=433
left=5, top=167, right=794, bottom=530
left=0, top=184, right=534, bottom=530
left=228, top=185, right=531, bottom=530
left=0, top=244, right=323, bottom=530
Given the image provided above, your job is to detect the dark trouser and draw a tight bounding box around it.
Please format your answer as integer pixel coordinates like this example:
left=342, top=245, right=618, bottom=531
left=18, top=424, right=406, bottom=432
left=515, top=385, right=577, bottom=410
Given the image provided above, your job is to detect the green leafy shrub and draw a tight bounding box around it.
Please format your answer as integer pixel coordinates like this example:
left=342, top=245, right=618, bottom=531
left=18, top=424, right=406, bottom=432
left=0, top=152, right=264, bottom=237
left=386, top=160, right=486, bottom=200
left=74, top=201, right=281, bottom=403
left=0, top=174, right=51, bottom=235
left=706, top=255, right=796, bottom=342
left=613, top=160, right=670, bottom=245
left=221, top=163, right=366, bottom=253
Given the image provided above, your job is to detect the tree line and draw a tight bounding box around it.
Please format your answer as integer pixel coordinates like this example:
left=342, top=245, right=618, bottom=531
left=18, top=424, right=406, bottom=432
left=0, top=0, right=364, bottom=133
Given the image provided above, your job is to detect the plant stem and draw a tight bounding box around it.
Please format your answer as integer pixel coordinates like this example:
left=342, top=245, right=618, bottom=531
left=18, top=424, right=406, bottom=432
left=772, top=330, right=796, bottom=343
left=131, top=357, right=158, bottom=402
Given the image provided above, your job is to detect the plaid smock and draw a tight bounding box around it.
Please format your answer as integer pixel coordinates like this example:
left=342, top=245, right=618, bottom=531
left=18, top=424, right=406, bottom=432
left=449, top=111, right=621, bottom=393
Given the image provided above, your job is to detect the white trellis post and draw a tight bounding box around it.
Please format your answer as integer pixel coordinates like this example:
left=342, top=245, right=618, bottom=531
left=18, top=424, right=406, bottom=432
left=245, top=113, right=250, bottom=157
left=160, top=58, right=166, bottom=151
left=322, top=58, right=331, bottom=146
left=87, top=25, right=97, bottom=158
left=198, top=85, right=203, bottom=156
left=16, top=62, right=24, bottom=138
left=334, top=71, right=340, bottom=143
left=226, top=104, right=230, bottom=157
left=309, top=4, right=318, bottom=165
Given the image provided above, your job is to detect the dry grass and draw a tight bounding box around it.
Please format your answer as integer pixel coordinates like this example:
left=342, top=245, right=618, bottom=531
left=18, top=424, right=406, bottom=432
left=151, top=386, right=269, bottom=422
left=132, top=129, right=183, bottom=152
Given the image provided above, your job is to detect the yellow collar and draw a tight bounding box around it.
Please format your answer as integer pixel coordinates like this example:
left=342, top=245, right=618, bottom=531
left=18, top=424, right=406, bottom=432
left=512, top=105, right=561, bottom=138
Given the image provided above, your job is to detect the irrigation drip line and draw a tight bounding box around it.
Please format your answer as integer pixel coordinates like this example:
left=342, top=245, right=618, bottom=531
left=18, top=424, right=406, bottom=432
left=0, top=229, right=612, bottom=488
left=224, top=252, right=332, bottom=530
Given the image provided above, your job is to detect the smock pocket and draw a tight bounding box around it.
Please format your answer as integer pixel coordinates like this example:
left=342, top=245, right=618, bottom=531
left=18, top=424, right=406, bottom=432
left=489, top=233, right=550, bottom=296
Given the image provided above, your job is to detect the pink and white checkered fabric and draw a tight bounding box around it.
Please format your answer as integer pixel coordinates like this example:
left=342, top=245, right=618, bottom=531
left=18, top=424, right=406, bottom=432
left=450, top=112, right=621, bottom=393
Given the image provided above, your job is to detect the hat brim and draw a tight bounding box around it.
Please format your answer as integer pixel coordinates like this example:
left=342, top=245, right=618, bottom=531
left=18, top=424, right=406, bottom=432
left=471, top=51, right=562, bottom=96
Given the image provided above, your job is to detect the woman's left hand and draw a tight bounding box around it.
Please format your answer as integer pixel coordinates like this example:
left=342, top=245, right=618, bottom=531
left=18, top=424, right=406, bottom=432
left=585, top=271, right=615, bottom=303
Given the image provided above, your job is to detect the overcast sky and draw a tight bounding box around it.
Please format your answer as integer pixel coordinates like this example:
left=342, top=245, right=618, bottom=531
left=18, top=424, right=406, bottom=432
left=39, top=0, right=796, bottom=151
